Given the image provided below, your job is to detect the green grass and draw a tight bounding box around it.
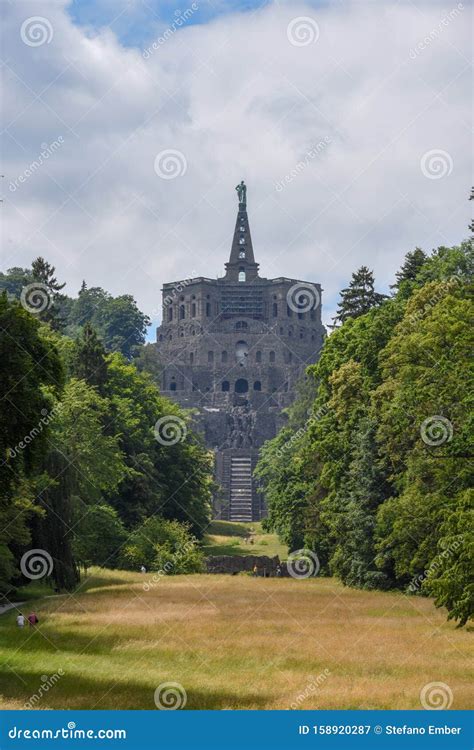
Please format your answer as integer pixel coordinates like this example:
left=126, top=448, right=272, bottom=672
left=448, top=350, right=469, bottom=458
left=202, top=520, right=288, bottom=558
left=0, top=568, right=471, bottom=710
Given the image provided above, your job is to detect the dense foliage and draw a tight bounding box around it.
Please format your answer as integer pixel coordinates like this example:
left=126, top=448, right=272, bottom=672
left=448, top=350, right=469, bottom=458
left=0, top=261, right=212, bottom=597
left=256, top=241, right=473, bottom=626
left=0, top=261, right=150, bottom=359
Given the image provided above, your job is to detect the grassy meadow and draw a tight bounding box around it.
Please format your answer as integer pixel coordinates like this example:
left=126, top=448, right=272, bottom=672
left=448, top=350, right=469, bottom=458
left=0, top=568, right=472, bottom=710
left=202, top=520, right=288, bottom=558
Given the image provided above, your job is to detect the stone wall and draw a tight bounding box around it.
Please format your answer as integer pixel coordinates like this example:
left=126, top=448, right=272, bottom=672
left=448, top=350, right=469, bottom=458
left=205, top=554, right=289, bottom=576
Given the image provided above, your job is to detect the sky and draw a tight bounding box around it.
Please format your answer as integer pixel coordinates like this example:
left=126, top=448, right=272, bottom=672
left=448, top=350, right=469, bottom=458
left=2, top=0, right=472, bottom=338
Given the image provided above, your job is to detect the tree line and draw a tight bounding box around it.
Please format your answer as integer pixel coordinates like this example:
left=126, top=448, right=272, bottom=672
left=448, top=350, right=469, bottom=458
left=0, top=259, right=211, bottom=596
left=256, top=242, right=473, bottom=626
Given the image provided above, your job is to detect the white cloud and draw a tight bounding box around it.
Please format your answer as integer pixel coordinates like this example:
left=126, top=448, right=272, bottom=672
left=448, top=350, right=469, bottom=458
left=3, top=0, right=471, bottom=332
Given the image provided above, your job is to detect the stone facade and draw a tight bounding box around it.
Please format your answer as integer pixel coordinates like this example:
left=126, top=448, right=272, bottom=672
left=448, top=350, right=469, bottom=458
left=155, top=186, right=325, bottom=521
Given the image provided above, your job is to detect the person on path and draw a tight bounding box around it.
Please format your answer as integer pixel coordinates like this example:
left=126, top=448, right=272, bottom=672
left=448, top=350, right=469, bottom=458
left=252, top=564, right=258, bottom=577
left=16, top=613, right=25, bottom=628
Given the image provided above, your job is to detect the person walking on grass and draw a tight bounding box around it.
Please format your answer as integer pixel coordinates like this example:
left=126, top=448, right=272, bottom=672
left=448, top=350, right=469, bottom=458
left=28, top=612, right=39, bottom=627
left=16, top=613, right=25, bottom=628
left=252, top=564, right=258, bottom=578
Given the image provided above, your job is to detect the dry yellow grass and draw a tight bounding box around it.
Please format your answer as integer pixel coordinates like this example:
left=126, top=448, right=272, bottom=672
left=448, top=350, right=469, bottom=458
left=0, top=569, right=471, bottom=710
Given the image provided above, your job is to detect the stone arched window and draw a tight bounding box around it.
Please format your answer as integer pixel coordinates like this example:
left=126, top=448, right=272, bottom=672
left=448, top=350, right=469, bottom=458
left=170, top=377, right=176, bottom=392
left=272, top=302, right=278, bottom=317
left=236, top=320, right=248, bottom=330
left=191, top=303, right=196, bottom=317
left=190, top=352, right=194, bottom=364
left=256, top=350, right=262, bottom=363
left=253, top=380, right=261, bottom=391
left=222, top=380, right=230, bottom=392
left=235, top=340, right=248, bottom=364
left=238, top=268, right=246, bottom=282
left=179, top=305, right=185, bottom=320
left=208, top=351, right=214, bottom=364
left=222, top=351, right=228, bottom=363
left=206, top=302, right=211, bottom=317
left=235, top=378, right=248, bottom=393
left=167, top=307, right=173, bottom=322
left=269, top=350, right=276, bottom=363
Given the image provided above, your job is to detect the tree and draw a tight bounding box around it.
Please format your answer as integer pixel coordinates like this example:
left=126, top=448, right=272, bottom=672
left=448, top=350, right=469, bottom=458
left=34, top=378, right=126, bottom=590
left=71, top=323, right=108, bottom=393
left=119, top=517, right=203, bottom=573
left=73, top=504, right=126, bottom=569
left=104, top=353, right=212, bottom=536
left=31, top=257, right=66, bottom=330
left=0, top=294, right=63, bottom=594
left=332, top=266, right=386, bottom=326
left=391, top=247, right=427, bottom=291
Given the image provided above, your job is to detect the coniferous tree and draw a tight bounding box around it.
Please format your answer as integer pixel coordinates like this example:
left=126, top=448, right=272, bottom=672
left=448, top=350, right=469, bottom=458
left=331, top=266, right=386, bottom=327
left=31, top=256, right=66, bottom=330
left=71, top=323, right=108, bottom=394
left=390, top=248, right=427, bottom=290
